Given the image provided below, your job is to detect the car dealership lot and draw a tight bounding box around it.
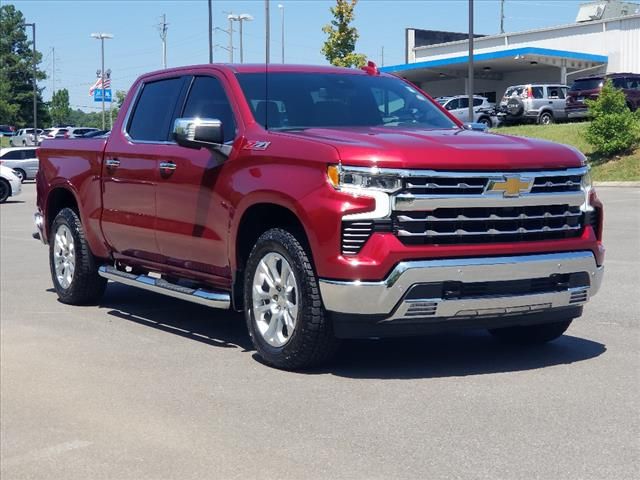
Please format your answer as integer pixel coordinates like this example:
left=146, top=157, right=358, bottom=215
left=1, top=184, right=638, bottom=480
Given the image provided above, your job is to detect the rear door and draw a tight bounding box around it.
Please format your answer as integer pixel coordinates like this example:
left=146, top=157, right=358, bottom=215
left=101, top=75, right=189, bottom=262
left=154, top=73, right=240, bottom=283
left=546, top=86, right=567, bottom=119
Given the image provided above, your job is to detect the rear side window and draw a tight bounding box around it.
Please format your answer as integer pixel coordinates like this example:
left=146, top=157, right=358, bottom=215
left=531, top=87, right=544, bottom=99
left=128, top=77, right=185, bottom=141
left=611, top=77, right=626, bottom=89
left=182, top=76, right=237, bottom=143
left=2, top=150, right=22, bottom=159
left=547, top=87, right=565, bottom=99
left=473, top=98, right=484, bottom=106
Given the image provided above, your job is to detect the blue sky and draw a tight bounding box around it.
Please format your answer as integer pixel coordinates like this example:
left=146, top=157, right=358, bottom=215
left=10, top=0, right=588, bottom=111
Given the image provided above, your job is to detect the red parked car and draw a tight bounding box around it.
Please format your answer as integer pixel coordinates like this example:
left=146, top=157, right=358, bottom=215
left=34, top=64, right=604, bottom=369
left=566, top=72, right=640, bottom=119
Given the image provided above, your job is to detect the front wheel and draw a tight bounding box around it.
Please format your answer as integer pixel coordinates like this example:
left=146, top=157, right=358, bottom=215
left=49, top=208, right=107, bottom=305
left=478, top=116, right=492, bottom=128
left=0, top=179, right=10, bottom=203
left=244, top=228, right=339, bottom=370
left=488, top=319, right=572, bottom=345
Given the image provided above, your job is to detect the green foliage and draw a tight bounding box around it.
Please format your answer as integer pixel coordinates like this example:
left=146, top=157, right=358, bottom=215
left=584, top=79, right=640, bottom=156
left=321, top=0, right=366, bottom=68
left=49, top=88, right=71, bottom=126
left=0, top=4, right=49, bottom=127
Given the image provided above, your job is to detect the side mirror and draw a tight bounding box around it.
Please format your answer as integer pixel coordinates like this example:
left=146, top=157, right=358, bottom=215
left=463, top=122, right=489, bottom=132
left=173, top=117, right=224, bottom=149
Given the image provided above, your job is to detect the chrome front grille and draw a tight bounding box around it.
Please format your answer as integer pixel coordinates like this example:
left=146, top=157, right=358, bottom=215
left=403, top=177, right=486, bottom=195
left=394, top=205, right=584, bottom=244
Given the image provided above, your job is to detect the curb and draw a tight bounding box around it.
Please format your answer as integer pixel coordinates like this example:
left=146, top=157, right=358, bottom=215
left=594, top=181, right=640, bottom=187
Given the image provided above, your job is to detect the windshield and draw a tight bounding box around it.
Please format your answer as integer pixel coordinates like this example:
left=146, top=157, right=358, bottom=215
left=570, top=79, right=603, bottom=91
left=236, top=72, right=456, bottom=130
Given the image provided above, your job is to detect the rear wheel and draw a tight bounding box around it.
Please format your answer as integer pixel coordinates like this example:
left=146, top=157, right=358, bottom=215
left=49, top=208, right=107, bottom=305
left=488, top=319, right=572, bottom=345
left=0, top=179, right=10, bottom=203
left=14, top=169, right=26, bottom=183
left=244, top=228, right=339, bottom=370
left=538, top=111, right=554, bottom=125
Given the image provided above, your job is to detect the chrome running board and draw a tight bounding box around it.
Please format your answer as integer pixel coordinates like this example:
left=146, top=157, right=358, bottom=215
left=98, top=265, right=230, bottom=309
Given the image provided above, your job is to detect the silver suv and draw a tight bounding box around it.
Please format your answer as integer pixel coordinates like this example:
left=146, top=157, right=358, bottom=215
left=498, top=84, right=569, bottom=125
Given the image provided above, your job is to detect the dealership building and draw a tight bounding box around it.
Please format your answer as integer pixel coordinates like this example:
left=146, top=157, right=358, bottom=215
left=381, top=0, right=640, bottom=102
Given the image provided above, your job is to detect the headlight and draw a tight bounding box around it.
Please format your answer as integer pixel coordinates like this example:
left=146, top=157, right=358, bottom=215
left=580, top=170, right=593, bottom=212
left=327, top=165, right=402, bottom=193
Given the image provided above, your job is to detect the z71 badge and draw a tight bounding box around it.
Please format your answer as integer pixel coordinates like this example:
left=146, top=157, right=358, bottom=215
left=243, top=141, right=271, bottom=151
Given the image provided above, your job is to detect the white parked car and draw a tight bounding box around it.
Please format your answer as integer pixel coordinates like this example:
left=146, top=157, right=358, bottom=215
left=0, top=165, right=22, bottom=203
left=437, top=95, right=496, bottom=128
left=9, top=128, right=44, bottom=146
left=0, top=147, right=39, bottom=182
left=41, top=127, right=70, bottom=140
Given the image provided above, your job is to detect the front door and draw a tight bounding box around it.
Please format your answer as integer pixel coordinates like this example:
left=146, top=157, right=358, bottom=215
left=101, top=75, right=188, bottom=262
left=154, top=74, right=240, bottom=284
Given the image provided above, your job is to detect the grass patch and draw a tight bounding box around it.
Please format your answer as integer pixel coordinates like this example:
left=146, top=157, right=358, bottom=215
left=0, top=136, right=10, bottom=148
left=493, top=122, right=639, bottom=181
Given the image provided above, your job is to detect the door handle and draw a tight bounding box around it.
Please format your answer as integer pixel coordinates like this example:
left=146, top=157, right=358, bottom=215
left=159, top=162, right=177, bottom=174
left=105, top=158, right=120, bottom=169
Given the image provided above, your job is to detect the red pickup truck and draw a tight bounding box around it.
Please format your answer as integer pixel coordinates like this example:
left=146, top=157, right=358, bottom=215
left=35, top=64, right=604, bottom=369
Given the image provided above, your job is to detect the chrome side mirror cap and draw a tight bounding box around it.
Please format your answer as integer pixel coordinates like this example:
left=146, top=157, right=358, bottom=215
left=173, top=117, right=224, bottom=149
left=463, top=122, right=489, bottom=132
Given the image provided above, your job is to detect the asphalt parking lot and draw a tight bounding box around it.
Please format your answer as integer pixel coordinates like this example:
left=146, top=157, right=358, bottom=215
left=1, top=183, right=638, bottom=479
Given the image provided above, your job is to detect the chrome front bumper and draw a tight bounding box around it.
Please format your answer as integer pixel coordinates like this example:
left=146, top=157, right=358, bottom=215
left=319, top=251, right=603, bottom=321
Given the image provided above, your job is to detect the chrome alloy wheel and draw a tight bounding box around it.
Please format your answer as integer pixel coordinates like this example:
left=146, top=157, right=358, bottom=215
left=53, top=224, right=76, bottom=289
left=252, top=252, right=299, bottom=347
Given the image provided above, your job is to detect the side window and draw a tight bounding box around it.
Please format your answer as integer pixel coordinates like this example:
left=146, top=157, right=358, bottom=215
left=24, top=149, right=37, bottom=159
left=547, top=87, right=564, bottom=99
left=611, top=77, right=626, bottom=89
left=473, top=98, right=483, bottom=107
left=531, top=87, right=544, bottom=99
left=445, top=99, right=459, bottom=110
left=128, top=77, right=185, bottom=142
left=182, top=76, right=237, bottom=143
left=2, top=150, right=22, bottom=159
left=458, top=98, right=469, bottom=109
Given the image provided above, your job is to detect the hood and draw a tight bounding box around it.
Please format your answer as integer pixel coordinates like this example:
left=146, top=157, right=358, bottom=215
left=282, top=127, right=584, bottom=170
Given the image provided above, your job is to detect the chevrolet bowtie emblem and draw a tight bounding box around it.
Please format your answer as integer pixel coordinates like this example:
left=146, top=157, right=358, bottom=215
left=486, top=175, right=533, bottom=197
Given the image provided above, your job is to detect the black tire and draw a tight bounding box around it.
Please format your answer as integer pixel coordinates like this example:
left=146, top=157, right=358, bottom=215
left=538, top=111, right=554, bottom=125
left=244, top=228, right=340, bottom=370
left=488, top=319, right=572, bottom=345
left=49, top=207, right=107, bottom=305
left=0, top=178, right=10, bottom=203
left=14, top=169, right=26, bottom=183
left=22, top=140, right=27, bottom=146
left=478, top=116, right=492, bottom=128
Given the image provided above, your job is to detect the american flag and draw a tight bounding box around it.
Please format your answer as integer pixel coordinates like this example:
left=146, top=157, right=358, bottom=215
left=88, top=76, right=112, bottom=96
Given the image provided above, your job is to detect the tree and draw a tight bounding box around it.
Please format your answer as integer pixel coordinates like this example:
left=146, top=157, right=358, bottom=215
left=0, top=4, right=49, bottom=127
left=49, top=88, right=71, bottom=126
left=584, top=79, right=640, bottom=156
left=321, top=0, right=366, bottom=68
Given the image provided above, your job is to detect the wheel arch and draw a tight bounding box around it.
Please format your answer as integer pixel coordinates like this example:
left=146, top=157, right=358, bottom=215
left=232, top=200, right=313, bottom=311
left=45, top=186, right=80, bottom=241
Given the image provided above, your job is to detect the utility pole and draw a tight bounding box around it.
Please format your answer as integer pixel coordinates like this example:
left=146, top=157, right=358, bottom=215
left=381, top=46, right=384, bottom=67
left=229, top=14, right=253, bottom=63
left=51, top=47, right=56, bottom=94
left=278, top=4, right=284, bottom=63
left=208, top=0, right=213, bottom=63
left=500, top=0, right=505, bottom=34
left=24, top=23, right=37, bottom=144
left=468, top=0, right=474, bottom=122
left=265, top=0, right=270, bottom=64
left=91, top=33, right=113, bottom=130
left=158, top=14, right=168, bottom=69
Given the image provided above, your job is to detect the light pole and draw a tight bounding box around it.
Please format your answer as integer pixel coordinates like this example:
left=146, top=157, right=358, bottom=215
left=24, top=22, right=37, bottom=144
left=278, top=4, right=284, bottom=63
left=91, top=33, right=113, bottom=130
left=468, top=0, right=474, bottom=122
left=265, top=0, right=270, bottom=64
left=229, top=14, right=253, bottom=63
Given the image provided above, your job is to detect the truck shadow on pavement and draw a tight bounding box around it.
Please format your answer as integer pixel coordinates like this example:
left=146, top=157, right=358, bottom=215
left=97, top=284, right=606, bottom=379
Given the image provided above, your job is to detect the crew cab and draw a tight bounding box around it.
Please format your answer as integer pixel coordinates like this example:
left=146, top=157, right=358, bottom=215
left=34, top=64, right=604, bottom=369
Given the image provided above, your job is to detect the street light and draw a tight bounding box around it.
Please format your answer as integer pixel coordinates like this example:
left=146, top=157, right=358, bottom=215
left=228, top=14, right=253, bottom=63
left=278, top=4, right=284, bottom=63
left=90, top=32, right=113, bottom=130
